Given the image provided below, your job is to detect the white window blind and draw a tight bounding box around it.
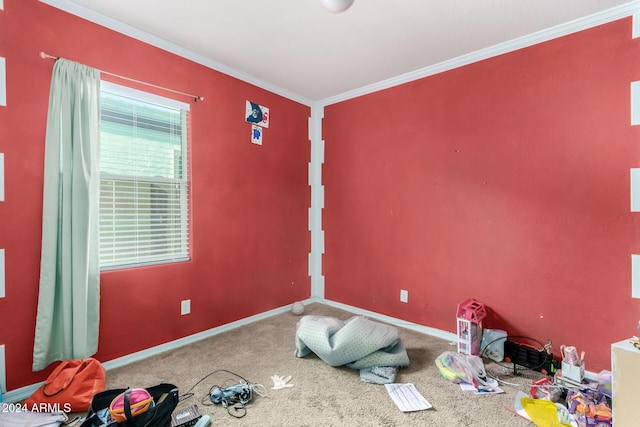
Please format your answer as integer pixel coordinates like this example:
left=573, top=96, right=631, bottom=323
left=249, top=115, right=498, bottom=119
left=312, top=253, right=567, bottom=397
left=99, top=82, right=190, bottom=269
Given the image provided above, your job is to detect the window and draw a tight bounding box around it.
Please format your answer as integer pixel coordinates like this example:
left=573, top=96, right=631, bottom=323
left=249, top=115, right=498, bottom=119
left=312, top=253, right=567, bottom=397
left=99, top=82, right=190, bottom=269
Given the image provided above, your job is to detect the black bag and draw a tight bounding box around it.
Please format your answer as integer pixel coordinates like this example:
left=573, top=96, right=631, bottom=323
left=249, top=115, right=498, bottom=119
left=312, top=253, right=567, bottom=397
left=81, top=383, right=179, bottom=427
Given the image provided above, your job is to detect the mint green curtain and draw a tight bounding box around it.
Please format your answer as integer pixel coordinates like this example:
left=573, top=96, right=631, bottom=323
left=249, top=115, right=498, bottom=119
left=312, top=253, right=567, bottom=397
left=33, top=59, right=101, bottom=371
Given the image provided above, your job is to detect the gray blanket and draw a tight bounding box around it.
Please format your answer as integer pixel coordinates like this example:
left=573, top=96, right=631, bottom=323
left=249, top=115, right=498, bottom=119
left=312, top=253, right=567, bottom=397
left=294, top=315, right=410, bottom=383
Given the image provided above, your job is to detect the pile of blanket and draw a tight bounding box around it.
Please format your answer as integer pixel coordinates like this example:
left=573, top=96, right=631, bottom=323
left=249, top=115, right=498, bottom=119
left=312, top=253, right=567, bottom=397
left=294, top=315, right=410, bottom=384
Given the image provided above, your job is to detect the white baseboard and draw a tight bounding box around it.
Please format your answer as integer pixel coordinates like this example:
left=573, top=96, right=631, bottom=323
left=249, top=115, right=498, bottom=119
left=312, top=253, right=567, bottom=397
left=318, top=299, right=604, bottom=378
left=4, top=299, right=478, bottom=403
left=3, top=299, right=313, bottom=403
left=319, top=299, right=458, bottom=342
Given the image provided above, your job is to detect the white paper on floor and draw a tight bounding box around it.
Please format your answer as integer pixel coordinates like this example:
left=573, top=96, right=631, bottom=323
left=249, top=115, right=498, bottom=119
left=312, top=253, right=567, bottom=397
left=384, top=383, right=433, bottom=412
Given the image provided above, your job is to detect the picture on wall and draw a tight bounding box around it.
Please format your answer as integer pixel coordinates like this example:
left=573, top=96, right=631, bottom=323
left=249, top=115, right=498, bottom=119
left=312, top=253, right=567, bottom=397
left=245, top=101, right=269, bottom=128
left=251, top=125, right=263, bottom=145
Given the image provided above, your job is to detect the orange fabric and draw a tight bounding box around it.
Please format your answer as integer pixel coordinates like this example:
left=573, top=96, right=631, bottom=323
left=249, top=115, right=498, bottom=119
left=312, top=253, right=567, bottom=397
left=24, top=358, right=106, bottom=412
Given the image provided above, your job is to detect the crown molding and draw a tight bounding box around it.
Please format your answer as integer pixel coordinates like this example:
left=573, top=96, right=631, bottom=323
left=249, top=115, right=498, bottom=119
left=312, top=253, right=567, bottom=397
left=38, top=0, right=314, bottom=106
left=39, top=1, right=640, bottom=107
left=320, top=0, right=640, bottom=107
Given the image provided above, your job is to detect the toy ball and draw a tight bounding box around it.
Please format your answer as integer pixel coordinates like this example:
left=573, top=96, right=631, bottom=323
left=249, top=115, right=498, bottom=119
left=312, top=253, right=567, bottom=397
left=291, top=302, right=305, bottom=316
left=109, top=388, right=153, bottom=422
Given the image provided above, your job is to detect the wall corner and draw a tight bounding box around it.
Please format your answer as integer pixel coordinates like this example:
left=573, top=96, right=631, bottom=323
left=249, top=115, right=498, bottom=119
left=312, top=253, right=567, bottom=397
left=308, top=103, right=325, bottom=299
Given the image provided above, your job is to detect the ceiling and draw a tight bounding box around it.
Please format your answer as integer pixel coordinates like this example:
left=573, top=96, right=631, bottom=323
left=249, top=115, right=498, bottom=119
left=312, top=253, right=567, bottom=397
left=46, top=0, right=639, bottom=104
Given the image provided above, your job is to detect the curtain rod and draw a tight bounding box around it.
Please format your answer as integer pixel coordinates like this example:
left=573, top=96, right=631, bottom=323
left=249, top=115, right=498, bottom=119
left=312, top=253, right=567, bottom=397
left=39, top=52, right=205, bottom=102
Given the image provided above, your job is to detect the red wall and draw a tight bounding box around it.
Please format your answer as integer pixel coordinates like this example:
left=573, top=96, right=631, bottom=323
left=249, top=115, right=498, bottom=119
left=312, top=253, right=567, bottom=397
left=3, top=1, right=639, bottom=391
left=323, top=18, right=640, bottom=371
left=0, top=1, right=310, bottom=390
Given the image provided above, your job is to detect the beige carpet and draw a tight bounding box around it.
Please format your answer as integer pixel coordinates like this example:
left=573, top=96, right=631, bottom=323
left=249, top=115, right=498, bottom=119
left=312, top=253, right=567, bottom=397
left=105, top=303, right=538, bottom=426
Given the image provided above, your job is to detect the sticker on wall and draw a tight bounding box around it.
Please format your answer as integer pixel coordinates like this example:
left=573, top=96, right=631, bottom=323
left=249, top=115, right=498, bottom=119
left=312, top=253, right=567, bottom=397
left=0, top=57, right=5, bottom=107
left=0, top=153, right=3, bottom=201
left=245, top=101, right=269, bottom=128
left=251, top=125, right=263, bottom=145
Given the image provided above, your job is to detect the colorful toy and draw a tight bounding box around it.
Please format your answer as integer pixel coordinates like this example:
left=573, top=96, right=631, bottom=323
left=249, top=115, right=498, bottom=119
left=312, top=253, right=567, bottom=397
left=108, top=388, right=154, bottom=422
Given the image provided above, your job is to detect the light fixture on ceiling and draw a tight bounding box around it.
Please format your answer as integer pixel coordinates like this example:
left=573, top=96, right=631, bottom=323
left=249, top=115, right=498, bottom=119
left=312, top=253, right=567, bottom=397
left=320, top=0, right=354, bottom=14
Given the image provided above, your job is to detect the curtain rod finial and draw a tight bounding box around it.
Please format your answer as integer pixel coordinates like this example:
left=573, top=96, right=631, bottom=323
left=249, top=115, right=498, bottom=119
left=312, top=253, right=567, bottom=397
left=39, top=52, right=58, bottom=60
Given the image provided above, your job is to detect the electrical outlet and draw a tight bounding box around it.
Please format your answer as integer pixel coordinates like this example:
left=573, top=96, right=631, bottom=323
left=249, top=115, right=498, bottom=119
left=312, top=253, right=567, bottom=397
left=400, top=289, right=408, bottom=303
left=181, top=299, right=191, bottom=315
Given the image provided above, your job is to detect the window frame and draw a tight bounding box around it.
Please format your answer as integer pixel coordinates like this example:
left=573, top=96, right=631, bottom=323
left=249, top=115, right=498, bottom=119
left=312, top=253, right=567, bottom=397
left=98, top=81, right=191, bottom=271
